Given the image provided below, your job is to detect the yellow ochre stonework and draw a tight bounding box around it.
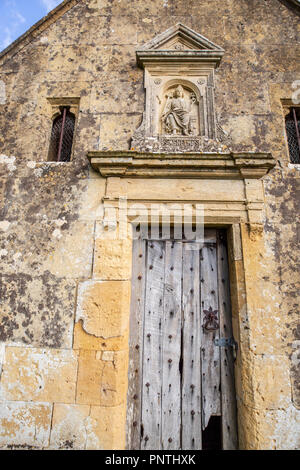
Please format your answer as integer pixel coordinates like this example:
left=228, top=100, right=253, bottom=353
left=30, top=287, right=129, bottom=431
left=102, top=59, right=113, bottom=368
left=0, top=0, right=299, bottom=450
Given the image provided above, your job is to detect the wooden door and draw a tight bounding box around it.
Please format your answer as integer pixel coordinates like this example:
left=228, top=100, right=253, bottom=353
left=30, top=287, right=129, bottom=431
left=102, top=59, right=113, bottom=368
left=126, top=229, right=238, bottom=450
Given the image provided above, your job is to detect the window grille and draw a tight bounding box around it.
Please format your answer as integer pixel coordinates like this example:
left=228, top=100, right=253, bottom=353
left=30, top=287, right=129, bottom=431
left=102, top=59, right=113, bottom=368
left=48, top=106, right=75, bottom=162
left=285, top=107, right=300, bottom=164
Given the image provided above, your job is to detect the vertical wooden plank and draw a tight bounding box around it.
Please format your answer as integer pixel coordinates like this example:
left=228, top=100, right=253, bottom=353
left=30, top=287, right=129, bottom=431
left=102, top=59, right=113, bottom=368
left=217, top=231, right=238, bottom=450
left=126, top=238, right=146, bottom=450
left=182, top=242, right=202, bottom=450
left=161, top=241, right=182, bottom=450
left=200, top=243, right=221, bottom=430
left=141, top=240, right=165, bottom=450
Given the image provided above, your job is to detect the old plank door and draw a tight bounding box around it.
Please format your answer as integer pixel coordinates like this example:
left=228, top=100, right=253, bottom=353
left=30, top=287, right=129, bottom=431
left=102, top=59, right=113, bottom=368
left=126, top=229, right=238, bottom=450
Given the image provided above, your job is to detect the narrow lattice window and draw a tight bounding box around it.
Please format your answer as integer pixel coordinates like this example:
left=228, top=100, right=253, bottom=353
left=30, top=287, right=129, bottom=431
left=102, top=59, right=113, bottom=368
left=48, top=106, right=75, bottom=162
left=285, top=107, right=300, bottom=164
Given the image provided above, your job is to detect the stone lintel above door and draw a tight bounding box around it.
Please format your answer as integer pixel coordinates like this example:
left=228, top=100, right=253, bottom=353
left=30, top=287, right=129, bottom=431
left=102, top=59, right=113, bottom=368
left=87, top=150, right=275, bottom=233
left=88, top=150, right=275, bottom=180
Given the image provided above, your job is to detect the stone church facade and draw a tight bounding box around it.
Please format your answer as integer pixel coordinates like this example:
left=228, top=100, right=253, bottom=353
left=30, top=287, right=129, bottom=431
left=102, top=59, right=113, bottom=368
left=0, top=0, right=299, bottom=450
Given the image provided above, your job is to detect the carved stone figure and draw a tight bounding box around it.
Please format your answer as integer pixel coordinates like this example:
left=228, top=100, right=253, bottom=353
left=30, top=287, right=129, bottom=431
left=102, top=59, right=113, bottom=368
left=161, top=85, right=194, bottom=136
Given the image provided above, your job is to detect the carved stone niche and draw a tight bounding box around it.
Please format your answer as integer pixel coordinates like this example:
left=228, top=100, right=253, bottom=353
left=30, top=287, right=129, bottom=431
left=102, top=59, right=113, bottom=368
left=132, top=23, right=229, bottom=153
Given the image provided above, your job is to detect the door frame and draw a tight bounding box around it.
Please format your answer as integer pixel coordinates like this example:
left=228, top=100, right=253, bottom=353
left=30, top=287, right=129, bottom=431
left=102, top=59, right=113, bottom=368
left=87, top=150, right=275, bottom=449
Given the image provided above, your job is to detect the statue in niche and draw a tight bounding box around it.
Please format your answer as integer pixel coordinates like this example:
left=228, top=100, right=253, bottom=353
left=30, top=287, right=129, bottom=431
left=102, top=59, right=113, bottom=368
left=161, top=85, right=196, bottom=136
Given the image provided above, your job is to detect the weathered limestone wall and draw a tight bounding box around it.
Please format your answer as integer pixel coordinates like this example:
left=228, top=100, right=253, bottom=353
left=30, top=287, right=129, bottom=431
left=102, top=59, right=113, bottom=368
left=0, top=0, right=299, bottom=449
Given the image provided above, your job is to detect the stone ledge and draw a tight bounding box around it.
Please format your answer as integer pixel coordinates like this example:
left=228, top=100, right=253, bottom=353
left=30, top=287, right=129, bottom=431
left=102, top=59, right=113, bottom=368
left=88, top=150, right=276, bottom=180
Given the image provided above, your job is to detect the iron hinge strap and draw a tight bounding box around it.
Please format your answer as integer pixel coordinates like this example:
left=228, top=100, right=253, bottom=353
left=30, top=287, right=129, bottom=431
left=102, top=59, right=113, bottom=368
left=214, top=337, right=238, bottom=350
left=214, top=337, right=238, bottom=361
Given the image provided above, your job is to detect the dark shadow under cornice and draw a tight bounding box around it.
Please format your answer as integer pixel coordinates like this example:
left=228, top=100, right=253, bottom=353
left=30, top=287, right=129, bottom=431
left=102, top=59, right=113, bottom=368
left=278, top=0, right=300, bottom=16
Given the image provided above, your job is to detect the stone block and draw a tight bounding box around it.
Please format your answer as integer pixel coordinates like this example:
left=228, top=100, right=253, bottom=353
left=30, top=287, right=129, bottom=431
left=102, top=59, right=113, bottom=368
left=106, top=177, right=245, bottom=202
left=0, top=347, right=78, bottom=404
left=238, top=401, right=300, bottom=450
left=87, top=405, right=126, bottom=450
left=73, top=321, right=129, bottom=351
left=87, top=78, right=144, bottom=115
left=93, top=238, right=132, bottom=280
left=76, top=280, right=131, bottom=338
left=240, top=224, right=284, bottom=355
left=41, top=221, right=95, bottom=279
left=76, top=349, right=128, bottom=407
left=76, top=350, right=104, bottom=405
left=0, top=273, right=77, bottom=349
left=100, top=350, right=129, bottom=407
left=49, top=404, right=91, bottom=450
left=49, top=403, right=127, bottom=450
left=90, top=0, right=163, bottom=17
left=0, top=401, right=52, bottom=449
left=260, top=406, right=300, bottom=450
left=77, top=178, right=106, bottom=221
left=100, top=114, right=141, bottom=151
left=241, top=354, right=291, bottom=410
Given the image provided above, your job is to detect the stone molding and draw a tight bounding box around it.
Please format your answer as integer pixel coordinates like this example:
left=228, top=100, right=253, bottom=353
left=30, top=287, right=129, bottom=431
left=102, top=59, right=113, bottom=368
left=88, top=150, right=275, bottom=180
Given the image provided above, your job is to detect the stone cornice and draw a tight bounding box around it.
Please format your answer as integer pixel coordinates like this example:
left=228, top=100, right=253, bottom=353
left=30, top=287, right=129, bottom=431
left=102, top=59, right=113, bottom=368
left=88, top=151, right=276, bottom=180
left=136, top=51, right=225, bottom=67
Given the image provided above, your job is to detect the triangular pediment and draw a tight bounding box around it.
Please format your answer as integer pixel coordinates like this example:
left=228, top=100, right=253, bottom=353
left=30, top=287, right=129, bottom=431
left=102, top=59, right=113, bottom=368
left=136, top=23, right=224, bottom=68
left=139, top=23, right=224, bottom=53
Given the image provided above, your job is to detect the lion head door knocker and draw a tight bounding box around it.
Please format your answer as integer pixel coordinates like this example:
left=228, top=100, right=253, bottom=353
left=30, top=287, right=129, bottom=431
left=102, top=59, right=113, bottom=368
left=203, top=306, right=219, bottom=331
